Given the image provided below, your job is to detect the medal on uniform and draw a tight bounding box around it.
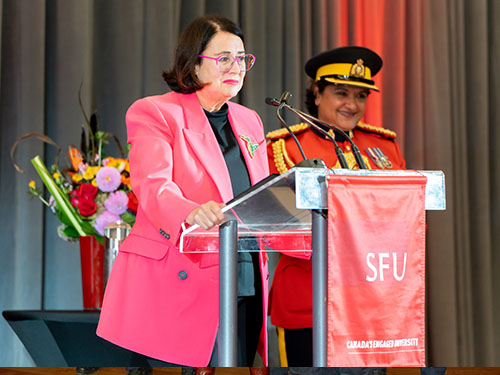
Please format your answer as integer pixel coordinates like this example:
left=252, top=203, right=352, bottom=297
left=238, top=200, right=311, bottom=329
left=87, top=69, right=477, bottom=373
left=365, top=147, right=393, bottom=169
left=239, top=135, right=259, bottom=159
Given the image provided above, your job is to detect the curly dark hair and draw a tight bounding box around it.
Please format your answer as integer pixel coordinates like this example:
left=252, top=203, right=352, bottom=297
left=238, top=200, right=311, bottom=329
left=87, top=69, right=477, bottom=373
left=162, top=15, right=245, bottom=94
left=304, top=79, right=330, bottom=117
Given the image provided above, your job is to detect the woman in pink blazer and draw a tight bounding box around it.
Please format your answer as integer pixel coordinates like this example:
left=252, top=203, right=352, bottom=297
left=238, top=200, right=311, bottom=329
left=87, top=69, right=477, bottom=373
left=97, top=15, right=270, bottom=367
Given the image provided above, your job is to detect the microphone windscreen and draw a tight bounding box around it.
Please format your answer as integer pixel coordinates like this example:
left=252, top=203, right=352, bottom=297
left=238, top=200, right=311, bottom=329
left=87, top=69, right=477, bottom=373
left=265, top=97, right=279, bottom=106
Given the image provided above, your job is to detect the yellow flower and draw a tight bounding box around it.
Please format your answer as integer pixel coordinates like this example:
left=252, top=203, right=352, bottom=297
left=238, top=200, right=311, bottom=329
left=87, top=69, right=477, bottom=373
left=72, top=173, right=83, bottom=183
left=53, top=172, right=61, bottom=180
left=87, top=166, right=99, bottom=174
left=91, top=179, right=98, bottom=187
left=29, top=180, right=36, bottom=188
left=83, top=169, right=95, bottom=180
left=105, top=157, right=126, bottom=172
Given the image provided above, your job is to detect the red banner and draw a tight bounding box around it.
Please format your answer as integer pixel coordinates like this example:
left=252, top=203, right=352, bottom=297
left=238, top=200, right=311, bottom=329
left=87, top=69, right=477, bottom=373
left=327, top=174, right=427, bottom=366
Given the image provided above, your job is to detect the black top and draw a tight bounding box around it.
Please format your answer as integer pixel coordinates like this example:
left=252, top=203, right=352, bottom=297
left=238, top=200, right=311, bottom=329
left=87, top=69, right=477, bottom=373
left=204, top=104, right=259, bottom=297
left=204, top=104, right=251, bottom=197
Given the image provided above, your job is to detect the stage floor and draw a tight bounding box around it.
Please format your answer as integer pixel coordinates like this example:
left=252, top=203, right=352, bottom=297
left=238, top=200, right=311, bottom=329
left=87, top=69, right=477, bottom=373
left=0, top=368, right=500, bottom=375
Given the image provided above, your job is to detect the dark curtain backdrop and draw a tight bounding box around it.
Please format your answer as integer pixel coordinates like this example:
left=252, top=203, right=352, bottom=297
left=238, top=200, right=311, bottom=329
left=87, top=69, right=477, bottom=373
left=1, top=0, right=499, bottom=367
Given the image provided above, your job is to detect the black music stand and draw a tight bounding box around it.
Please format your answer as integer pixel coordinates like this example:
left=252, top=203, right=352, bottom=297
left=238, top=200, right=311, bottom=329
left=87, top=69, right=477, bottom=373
left=2, top=310, right=150, bottom=366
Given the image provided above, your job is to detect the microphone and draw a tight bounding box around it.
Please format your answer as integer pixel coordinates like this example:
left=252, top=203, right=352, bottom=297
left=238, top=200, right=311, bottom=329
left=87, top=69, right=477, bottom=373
left=264, top=97, right=280, bottom=107
left=294, top=108, right=367, bottom=169
left=264, top=92, right=292, bottom=106
left=266, top=93, right=350, bottom=169
left=265, top=95, right=326, bottom=169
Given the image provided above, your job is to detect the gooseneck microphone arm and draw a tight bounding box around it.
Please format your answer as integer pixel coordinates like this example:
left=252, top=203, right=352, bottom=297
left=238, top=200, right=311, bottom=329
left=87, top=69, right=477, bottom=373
left=295, top=109, right=367, bottom=169
left=268, top=96, right=307, bottom=161
left=266, top=94, right=327, bottom=169
left=284, top=104, right=349, bottom=169
left=266, top=94, right=349, bottom=169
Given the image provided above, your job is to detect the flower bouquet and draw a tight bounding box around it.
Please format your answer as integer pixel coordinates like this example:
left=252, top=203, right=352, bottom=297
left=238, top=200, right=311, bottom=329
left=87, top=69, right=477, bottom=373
left=17, top=113, right=136, bottom=245
left=12, top=103, right=137, bottom=309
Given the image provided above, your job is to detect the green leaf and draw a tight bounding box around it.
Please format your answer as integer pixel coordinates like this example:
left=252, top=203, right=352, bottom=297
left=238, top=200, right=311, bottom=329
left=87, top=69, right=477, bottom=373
left=31, top=156, right=87, bottom=236
left=57, top=207, right=74, bottom=226
left=94, top=234, right=105, bottom=245
left=80, top=220, right=96, bottom=235
left=62, top=225, right=80, bottom=238
left=120, top=211, right=136, bottom=226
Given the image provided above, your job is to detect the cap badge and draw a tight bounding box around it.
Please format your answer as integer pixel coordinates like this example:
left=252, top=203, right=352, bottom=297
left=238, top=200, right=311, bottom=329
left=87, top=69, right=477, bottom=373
left=239, top=135, right=259, bottom=158
left=350, top=59, right=366, bottom=78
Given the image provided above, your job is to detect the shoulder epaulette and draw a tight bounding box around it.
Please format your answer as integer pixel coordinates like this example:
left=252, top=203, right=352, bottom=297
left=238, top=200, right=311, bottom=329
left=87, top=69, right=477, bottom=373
left=266, top=123, right=309, bottom=140
left=356, top=122, right=397, bottom=139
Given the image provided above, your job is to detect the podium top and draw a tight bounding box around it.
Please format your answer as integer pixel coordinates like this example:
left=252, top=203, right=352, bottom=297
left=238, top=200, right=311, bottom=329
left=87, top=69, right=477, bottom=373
left=179, top=167, right=445, bottom=253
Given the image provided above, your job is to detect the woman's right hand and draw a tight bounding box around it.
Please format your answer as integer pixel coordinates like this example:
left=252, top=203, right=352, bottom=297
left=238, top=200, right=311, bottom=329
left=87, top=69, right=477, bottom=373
left=185, top=201, right=226, bottom=230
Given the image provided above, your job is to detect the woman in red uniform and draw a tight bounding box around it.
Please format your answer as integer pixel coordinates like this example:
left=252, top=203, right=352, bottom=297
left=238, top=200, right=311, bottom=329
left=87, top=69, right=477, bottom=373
left=267, top=46, right=405, bottom=369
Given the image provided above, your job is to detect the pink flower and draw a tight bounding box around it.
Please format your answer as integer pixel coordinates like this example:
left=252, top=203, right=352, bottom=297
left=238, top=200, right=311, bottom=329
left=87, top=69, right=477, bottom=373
left=95, top=166, right=121, bottom=192
left=78, top=162, right=88, bottom=173
left=94, top=210, right=121, bottom=236
left=104, top=190, right=129, bottom=215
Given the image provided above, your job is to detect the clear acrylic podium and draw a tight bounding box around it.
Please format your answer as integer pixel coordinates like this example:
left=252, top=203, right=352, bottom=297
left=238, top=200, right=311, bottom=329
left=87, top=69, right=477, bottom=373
left=179, top=167, right=446, bottom=366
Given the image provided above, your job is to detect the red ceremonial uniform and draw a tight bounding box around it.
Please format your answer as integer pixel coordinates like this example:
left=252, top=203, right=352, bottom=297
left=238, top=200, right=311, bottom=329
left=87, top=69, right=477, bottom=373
left=267, top=121, right=406, bottom=329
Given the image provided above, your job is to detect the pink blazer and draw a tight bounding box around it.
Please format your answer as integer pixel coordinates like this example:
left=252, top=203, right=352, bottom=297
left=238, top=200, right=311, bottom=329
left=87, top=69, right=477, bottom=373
left=97, top=92, right=270, bottom=366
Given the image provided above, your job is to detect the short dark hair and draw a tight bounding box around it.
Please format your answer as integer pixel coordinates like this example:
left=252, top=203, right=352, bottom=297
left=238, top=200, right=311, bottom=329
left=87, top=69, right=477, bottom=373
left=163, top=15, right=245, bottom=94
